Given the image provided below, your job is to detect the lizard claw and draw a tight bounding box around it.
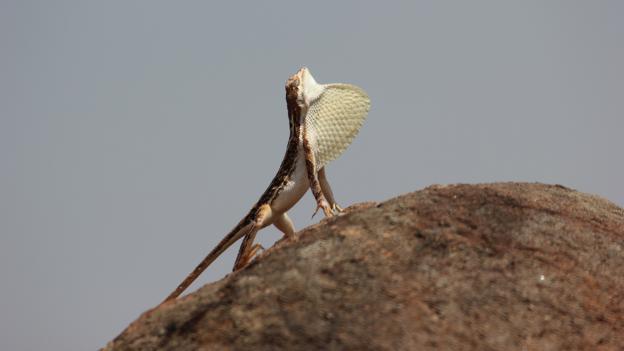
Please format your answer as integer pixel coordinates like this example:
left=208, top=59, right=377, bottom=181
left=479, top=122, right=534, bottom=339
left=332, top=203, right=344, bottom=214
left=311, top=205, right=320, bottom=219
left=249, top=243, right=265, bottom=258
left=312, top=200, right=333, bottom=219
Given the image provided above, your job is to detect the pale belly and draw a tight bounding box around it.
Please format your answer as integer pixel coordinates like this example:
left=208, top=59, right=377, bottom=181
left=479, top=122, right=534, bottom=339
left=270, top=154, right=309, bottom=214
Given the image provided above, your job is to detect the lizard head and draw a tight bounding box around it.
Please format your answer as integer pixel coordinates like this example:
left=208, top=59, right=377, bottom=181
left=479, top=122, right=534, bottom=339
left=285, top=67, right=325, bottom=107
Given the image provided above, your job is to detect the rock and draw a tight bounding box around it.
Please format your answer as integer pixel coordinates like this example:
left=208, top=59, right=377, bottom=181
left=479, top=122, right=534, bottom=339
left=103, top=183, right=624, bottom=351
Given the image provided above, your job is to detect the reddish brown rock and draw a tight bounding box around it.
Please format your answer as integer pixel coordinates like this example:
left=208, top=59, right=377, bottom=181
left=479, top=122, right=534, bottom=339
left=104, top=183, right=624, bottom=351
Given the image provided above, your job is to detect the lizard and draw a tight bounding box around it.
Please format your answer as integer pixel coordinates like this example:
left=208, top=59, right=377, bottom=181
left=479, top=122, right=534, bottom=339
left=161, top=67, right=370, bottom=304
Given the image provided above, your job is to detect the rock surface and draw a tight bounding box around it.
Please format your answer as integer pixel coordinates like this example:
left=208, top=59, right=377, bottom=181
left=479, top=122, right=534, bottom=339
left=104, top=183, right=624, bottom=351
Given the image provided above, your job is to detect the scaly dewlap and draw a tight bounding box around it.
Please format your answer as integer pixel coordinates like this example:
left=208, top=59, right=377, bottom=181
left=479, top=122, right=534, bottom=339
left=305, top=84, right=370, bottom=169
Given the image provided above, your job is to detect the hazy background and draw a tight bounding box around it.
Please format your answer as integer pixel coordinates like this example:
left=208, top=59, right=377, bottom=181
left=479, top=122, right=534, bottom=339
left=1, top=1, right=622, bottom=349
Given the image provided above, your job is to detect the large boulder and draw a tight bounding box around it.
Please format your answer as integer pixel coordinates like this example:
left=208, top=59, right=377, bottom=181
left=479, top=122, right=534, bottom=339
left=104, top=183, right=624, bottom=350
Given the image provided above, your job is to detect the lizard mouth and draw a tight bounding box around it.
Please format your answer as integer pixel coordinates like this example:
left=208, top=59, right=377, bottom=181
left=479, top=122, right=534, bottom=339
left=297, top=66, right=309, bottom=79
left=285, top=67, right=307, bottom=104
left=285, top=69, right=304, bottom=108
left=286, top=67, right=307, bottom=88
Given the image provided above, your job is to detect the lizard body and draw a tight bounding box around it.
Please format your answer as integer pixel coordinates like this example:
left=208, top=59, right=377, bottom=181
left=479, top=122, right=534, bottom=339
left=162, top=68, right=369, bottom=303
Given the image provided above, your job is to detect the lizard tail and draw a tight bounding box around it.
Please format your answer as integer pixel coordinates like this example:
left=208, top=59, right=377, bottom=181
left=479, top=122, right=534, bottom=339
left=160, top=215, right=256, bottom=304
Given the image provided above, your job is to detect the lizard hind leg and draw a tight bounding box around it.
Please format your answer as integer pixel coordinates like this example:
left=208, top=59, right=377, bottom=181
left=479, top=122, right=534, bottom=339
left=233, top=204, right=272, bottom=271
left=273, top=212, right=295, bottom=239
left=235, top=242, right=264, bottom=271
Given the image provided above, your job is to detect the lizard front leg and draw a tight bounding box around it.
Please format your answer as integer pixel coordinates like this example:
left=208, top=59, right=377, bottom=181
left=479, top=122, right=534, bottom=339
left=302, top=133, right=333, bottom=218
left=318, top=167, right=343, bottom=214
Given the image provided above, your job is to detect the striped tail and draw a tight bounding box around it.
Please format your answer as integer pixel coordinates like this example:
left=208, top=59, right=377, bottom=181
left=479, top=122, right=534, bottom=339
left=160, top=215, right=256, bottom=304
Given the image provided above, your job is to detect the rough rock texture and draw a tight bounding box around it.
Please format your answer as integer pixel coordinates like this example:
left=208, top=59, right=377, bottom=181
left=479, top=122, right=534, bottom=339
left=104, top=183, right=624, bottom=351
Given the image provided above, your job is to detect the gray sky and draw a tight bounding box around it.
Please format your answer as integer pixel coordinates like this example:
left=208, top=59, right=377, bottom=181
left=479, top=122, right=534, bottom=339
left=1, top=1, right=622, bottom=350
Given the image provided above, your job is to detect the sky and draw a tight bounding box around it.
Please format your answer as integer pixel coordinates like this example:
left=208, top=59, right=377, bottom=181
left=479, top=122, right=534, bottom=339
left=1, top=1, right=623, bottom=350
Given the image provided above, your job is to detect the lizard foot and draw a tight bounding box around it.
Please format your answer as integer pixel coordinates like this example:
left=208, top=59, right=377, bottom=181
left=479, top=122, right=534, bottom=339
left=332, top=203, right=344, bottom=215
left=312, top=199, right=333, bottom=219
left=234, top=243, right=265, bottom=270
